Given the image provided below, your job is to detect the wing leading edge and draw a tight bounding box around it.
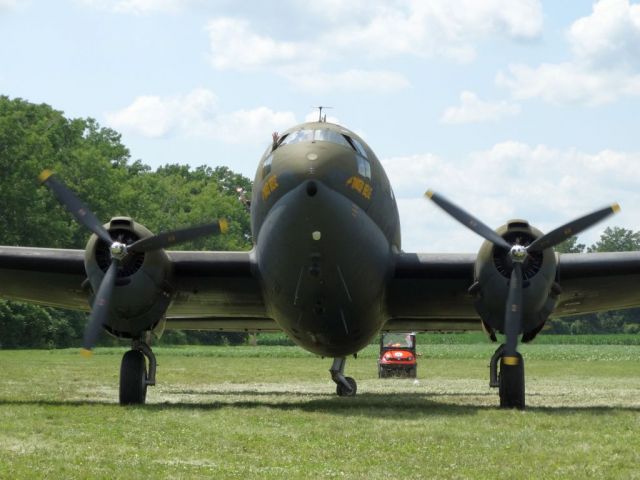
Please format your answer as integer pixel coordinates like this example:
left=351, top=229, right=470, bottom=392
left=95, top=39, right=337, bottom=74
left=385, top=250, right=640, bottom=331
left=0, top=247, right=275, bottom=330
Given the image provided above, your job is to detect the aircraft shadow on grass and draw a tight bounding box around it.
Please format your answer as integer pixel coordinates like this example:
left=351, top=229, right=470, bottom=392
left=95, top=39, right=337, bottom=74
left=1, top=395, right=639, bottom=418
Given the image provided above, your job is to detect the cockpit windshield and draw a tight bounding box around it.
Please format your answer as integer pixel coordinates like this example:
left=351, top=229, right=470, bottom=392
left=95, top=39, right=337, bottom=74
left=279, top=129, right=355, bottom=150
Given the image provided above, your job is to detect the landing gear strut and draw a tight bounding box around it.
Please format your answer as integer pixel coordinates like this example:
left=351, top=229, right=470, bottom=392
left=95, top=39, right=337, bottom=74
left=119, top=339, right=156, bottom=405
left=489, top=344, right=525, bottom=409
left=330, top=357, right=357, bottom=397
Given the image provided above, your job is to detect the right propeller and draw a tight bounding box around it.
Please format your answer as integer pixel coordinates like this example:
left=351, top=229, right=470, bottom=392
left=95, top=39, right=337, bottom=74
left=38, top=169, right=229, bottom=355
left=425, top=189, right=620, bottom=360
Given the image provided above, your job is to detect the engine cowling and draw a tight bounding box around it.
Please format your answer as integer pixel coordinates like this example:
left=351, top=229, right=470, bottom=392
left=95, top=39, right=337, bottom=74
left=469, top=219, right=560, bottom=342
left=84, top=217, right=173, bottom=338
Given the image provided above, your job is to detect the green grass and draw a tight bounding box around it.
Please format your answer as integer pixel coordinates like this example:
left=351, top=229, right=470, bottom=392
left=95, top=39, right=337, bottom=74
left=1, top=345, right=639, bottom=479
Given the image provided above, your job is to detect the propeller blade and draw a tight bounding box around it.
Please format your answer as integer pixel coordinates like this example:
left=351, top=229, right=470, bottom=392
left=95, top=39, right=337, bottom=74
left=527, top=204, right=620, bottom=252
left=504, top=262, right=523, bottom=359
left=81, top=259, right=119, bottom=355
left=127, top=219, right=229, bottom=253
left=39, top=170, right=113, bottom=245
left=425, top=190, right=512, bottom=250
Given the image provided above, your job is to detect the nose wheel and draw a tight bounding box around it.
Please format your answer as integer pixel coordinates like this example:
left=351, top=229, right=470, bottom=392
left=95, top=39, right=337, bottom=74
left=490, top=345, right=525, bottom=409
left=119, top=340, right=156, bottom=405
left=330, top=357, right=357, bottom=397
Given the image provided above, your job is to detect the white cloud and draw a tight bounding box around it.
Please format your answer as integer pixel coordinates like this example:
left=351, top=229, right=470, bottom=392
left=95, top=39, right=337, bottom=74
left=569, top=0, right=640, bottom=70
left=106, top=88, right=296, bottom=143
left=441, top=90, right=520, bottom=124
left=382, top=143, right=640, bottom=252
left=78, top=0, right=189, bottom=14
left=498, top=0, right=640, bottom=105
left=205, top=1, right=542, bottom=91
left=327, top=0, right=542, bottom=62
left=211, top=107, right=297, bottom=144
left=207, top=18, right=312, bottom=71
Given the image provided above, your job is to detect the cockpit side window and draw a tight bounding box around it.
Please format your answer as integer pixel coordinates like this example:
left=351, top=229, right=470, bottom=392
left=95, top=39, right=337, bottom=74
left=357, top=156, right=371, bottom=179
left=262, top=154, right=273, bottom=178
left=351, top=138, right=368, bottom=158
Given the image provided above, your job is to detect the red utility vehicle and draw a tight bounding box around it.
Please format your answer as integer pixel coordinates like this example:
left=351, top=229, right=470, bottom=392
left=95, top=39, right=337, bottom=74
left=378, top=333, right=417, bottom=378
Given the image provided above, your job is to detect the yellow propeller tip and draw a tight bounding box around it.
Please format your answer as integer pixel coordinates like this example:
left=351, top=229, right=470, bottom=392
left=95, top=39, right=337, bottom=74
left=503, top=356, right=519, bottom=366
left=38, top=169, right=54, bottom=184
left=80, top=348, right=93, bottom=358
left=219, top=218, right=229, bottom=234
left=611, top=203, right=621, bottom=213
left=425, top=189, right=434, bottom=199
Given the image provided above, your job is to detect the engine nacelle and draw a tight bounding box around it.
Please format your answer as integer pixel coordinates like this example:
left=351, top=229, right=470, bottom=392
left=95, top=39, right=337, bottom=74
left=84, top=217, right=173, bottom=338
left=469, top=219, right=560, bottom=342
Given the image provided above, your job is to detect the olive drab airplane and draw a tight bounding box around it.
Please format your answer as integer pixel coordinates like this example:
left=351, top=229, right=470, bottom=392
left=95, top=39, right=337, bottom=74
left=1, top=115, right=639, bottom=409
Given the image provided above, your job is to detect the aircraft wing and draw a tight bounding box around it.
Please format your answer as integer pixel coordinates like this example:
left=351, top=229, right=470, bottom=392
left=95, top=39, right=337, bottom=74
left=0, top=246, right=275, bottom=330
left=384, top=251, right=640, bottom=331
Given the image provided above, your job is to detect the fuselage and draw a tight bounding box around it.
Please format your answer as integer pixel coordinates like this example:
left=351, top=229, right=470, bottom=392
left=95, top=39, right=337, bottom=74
left=251, top=122, right=401, bottom=356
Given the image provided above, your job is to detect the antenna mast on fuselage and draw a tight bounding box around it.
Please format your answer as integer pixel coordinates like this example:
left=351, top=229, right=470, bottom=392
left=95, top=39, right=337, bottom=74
left=313, top=106, right=333, bottom=122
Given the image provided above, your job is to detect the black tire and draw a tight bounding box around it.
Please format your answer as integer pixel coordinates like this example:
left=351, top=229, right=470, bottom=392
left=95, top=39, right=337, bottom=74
left=378, top=366, right=387, bottom=378
left=408, top=366, right=417, bottom=378
left=120, top=349, right=147, bottom=405
left=499, top=353, right=525, bottom=409
left=336, top=376, right=357, bottom=397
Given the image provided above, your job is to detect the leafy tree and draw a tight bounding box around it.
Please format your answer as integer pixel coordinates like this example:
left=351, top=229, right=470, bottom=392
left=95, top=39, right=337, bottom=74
left=588, top=226, right=640, bottom=253
left=547, top=226, right=640, bottom=334
left=554, top=236, right=585, bottom=254
left=0, top=96, right=253, bottom=348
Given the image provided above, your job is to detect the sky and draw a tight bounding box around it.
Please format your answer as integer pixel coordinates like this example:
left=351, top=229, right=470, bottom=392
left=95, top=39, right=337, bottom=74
left=1, top=0, right=639, bottom=252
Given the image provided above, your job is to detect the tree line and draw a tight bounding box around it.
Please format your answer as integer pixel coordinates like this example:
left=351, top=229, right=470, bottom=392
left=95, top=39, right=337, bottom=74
left=0, top=96, right=638, bottom=348
left=0, top=96, right=252, bottom=347
left=548, top=228, right=640, bottom=334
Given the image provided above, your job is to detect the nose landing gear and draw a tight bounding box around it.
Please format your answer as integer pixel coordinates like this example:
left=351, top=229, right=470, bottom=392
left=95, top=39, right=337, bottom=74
left=330, top=357, right=357, bottom=397
left=489, top=344, right=525, bottom=409
left=119, top=339, right=156, bottom=405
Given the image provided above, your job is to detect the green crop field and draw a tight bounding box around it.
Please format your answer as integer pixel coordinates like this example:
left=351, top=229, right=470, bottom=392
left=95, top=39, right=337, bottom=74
left=1, top=341, right=639, bottom=479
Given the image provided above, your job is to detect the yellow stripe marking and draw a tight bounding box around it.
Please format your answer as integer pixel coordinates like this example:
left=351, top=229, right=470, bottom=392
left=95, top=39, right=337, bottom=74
left=611, top=203, right=621, bottom=213
left=425, top=189, right=434, bottom=199
left=38, top=169, right=54, bottom=184
left=503, top=356, right=519, bottom=366
left=219, top=218, right=229, bottom=234
left=80, top=348, right=93, bottom=358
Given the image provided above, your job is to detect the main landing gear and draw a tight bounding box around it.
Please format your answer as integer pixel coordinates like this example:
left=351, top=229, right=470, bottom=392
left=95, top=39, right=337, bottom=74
left=489, top=344, right=525, bottom=409
left=330, top=357, right=357, bottom=397
left=119, top=339, right=156, bottom=405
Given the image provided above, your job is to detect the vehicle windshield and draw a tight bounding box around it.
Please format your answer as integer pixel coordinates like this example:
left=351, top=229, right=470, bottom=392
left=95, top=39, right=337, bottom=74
left=382, top=333, right=414, bottom=349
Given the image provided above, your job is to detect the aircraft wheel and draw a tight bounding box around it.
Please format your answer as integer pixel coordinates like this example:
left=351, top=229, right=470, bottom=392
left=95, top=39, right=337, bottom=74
left=336, top=377, right=357, bottom=397
left=499, top=353, right=525, bottom=409
left=120, top=349, right=147, bottom=405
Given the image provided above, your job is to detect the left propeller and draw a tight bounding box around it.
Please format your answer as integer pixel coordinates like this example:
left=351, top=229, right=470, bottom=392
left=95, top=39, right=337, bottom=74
left=38, top=169, right=229, bottom=355
left=425, top=189, right=619, bottom=361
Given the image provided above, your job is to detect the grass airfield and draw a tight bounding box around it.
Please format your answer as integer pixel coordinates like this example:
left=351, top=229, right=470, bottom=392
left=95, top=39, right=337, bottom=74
left=1, top=340, right=639, bottom=479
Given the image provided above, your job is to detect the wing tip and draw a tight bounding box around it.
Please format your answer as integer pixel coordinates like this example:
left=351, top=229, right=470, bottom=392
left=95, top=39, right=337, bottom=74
left=611, top=203, right=621, bottom=213
left=424, top=189, right=434, bottom=199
